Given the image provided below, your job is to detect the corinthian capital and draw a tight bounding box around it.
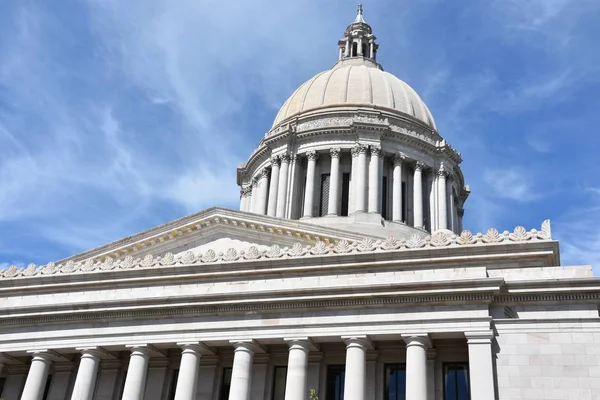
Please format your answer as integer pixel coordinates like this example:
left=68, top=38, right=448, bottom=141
left=259, top=168, right=270, bottom=179
left=280, top=153, right=291, bottom=163
left=394, top=152, right=407, bottom=164
left=306, top=150, right=319, bottom=161
left=270, top=155, right=281, bottom=167
left=414, top=161, right=425, bottom=171
left=370, top=147, right=381, bottom=156
left=330, top=147, right=341, bottom=158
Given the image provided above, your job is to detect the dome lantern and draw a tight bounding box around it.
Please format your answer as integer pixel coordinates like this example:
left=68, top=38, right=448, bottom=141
left=337, top=5, right=379, bottom=64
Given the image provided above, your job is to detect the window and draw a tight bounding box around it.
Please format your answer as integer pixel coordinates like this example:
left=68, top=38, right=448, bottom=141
left=167, top=369, right=179, bottom=400
left=219, top=367, right=233, bottom=400
left=326, top=365, right=345, bottom=400
left=444, top=363, right=470, bottom=400
left=341, top=173, right=350, bottom=216
left=272, top=366, right=287, bottom=400
left=352, top=42, right=358, bottom=57
left=384, top=364, right=406, bottom=400
left=42, top=375, right=52, bottom=400
left=319, top=173, right=330, bottom=217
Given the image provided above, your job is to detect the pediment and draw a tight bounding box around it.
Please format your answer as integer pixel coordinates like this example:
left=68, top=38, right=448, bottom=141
left=59, top=207, right=374, bottom=263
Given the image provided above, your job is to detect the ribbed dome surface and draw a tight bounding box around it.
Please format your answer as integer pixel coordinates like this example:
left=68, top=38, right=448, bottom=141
left=272, top=64, right=436, bottom=129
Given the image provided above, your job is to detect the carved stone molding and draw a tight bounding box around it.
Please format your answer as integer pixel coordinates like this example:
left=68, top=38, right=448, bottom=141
left=2, top=221, right=553, bottom=280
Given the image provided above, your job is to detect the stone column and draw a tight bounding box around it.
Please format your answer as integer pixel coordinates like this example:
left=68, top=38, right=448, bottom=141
left=349, top=147, right=359, bottom=214
left=21, top=351, right=53, bottom=400
left=276, top=154, right=291, bottom=218
left=413, top=162, right=424, bottom=228
left=302, top=151, right=318, bottom=218
left=239, top=187, right=245, bottom=211
left=368, top=147, right=381, bottom=213
left=174, top=344, right=204, bottom=400
left=438, top=167, right=448, bottom=230
left=328, top=148, right=341, bottom=216
left=345, top=39, right=350, bottom=57
left=283, top=339, right=312, bottom=400
left=256, top=168, right=270, bottom=215
left=403, top=335, right=430, bottom=400
left=357, top=37, right=363, bottom=56
left=392, top=153, right=405, bottom=222
left=342, top=337, right=371, bottom=400
left=354, top=145, right=368, bottom=213
left=267, top=156, right=281, bottom=217
left=122, top=346, right=151, bottom=400
left=457, top=208, right=464, bottom=233
left=228, top=341, right=255, bottom=400
left=70, top=349, right=101, bottom=400
left=465, top=331, right=495, bottom=400
left=250, top=179, right=258, bottom=213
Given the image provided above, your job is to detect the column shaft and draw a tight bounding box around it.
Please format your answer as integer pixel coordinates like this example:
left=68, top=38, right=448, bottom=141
left=355, top=145, right=368, bottom=212
left=249, top=181, right=257, bottom=213
left=257, top=169, right=270, bottom=215
left=392, top=154, right=404, bottom=222
left=343, top=337, right=369, bottom=400
left=413, top=162, right=424, bottom=228
left=71, top=350, right=101, bottom=400
left=174, top=344, right=203, bottom=400
left=302, top=151, right=317, bottom=218
left=267, top=157, right=281, bottom=217
left=328, top=148, right=341, bottom=216
left=122, top=347, right=151, bottom=400
left=368, top=147, right=381, bottom=213
left=276, top=154, right=290, bottom=218
left=466, top=332, right=495, bottom=400
left=239, top=188, right=245, bottom=211
left=284, top=339, right=311, bottom=400
left=438, top=170, right=448, bottom=230
left=228, top=342, right=255, bottom=400
left=349, top=147, right=359, bottom=213
left=21, top=353, right=52, bottom=400
left=404, top=335, right=430, bottom=400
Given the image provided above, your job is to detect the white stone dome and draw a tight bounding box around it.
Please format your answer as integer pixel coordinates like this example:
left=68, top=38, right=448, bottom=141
left=272, top=61, right=436, bottom=130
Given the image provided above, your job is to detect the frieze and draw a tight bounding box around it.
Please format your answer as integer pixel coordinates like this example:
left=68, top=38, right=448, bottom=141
left=2, top=221, right=552, bottom=280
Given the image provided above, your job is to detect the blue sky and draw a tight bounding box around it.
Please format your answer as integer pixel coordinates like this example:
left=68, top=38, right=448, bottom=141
left=1, top=0, right=599, bottom=271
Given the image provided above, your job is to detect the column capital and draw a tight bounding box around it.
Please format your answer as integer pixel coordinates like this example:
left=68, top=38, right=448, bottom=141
left=251, top=177, right=259, bottom=187
left=330, top=147, right=341, bottom=158
left=125, top=344, right=166, bottom=357
left=457, top=207, right=465, bottom=217
left=352, top=144, right=368, bottom=156
left=26, top=349, right=67, bottom=363
left=342, top=335, right=374, bottom=350
left=229, top=339, right=265, bottom=353
left=414, top=161, right=425, bottom=171
left=259, top=167, right=270, bottom=179
left=370, top=146, right=381, bottom=156
left=270, top=155, right=281, bottom=166
left=393, top=152, right=407, bottom=164
left=284, top=338, right=319, bottom=352
left=75, top=346, right=117, bottom=360
left=402, top=334, right=431, bottom=349
left=306, top=150, right=319, bottom=161
left=177, top=342, right=215, bottom=355
left=465, top=330, right=494, bottom=344
left=280, top=153, right=291, bottom=163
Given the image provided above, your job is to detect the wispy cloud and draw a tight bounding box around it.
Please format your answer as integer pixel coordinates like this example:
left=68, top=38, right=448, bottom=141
left=483, top=168, right=539, bottom=202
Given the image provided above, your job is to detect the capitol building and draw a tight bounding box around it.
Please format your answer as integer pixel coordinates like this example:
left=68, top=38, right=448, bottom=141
left=2, top=6, right=600, bottom=400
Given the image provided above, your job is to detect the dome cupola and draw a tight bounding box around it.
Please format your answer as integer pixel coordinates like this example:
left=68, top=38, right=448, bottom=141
left=237, top=6, right=470, bottom=239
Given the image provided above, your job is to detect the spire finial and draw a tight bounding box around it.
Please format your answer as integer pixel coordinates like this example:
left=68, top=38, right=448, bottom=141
left=354, top=4, right=366, bottom=23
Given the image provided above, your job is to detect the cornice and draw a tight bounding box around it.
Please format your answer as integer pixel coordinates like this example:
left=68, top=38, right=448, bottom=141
left=4, top=220, right=553, bottom=281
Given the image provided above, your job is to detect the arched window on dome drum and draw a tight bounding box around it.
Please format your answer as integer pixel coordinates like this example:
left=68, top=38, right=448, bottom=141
left=362, top=43, right=368, bottom=58
left=352, top=42, right=358, bottom=57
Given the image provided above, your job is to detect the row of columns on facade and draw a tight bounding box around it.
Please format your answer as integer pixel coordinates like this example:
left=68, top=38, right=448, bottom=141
left=13, top=332, right=494, bottom=400
left=241, top=145, right=457, bottom=230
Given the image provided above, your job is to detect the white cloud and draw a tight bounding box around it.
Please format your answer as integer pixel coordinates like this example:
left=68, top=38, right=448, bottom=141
left=483, top=168, right=539, bottom=202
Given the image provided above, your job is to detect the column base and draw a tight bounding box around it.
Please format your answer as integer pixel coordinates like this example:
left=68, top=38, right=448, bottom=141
left=352, top=212, right=383, bottom=225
